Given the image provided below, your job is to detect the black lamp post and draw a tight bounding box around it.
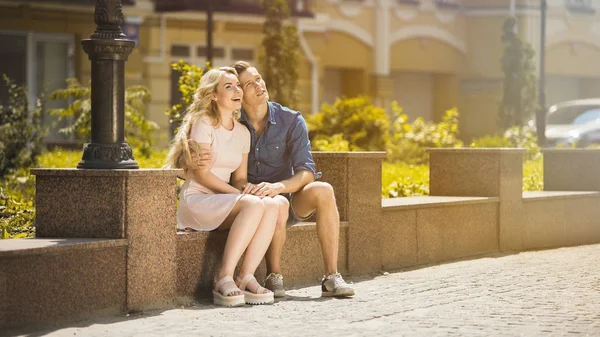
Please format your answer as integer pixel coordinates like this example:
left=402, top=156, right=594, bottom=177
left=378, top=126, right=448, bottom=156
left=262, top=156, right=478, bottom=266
left=207, top=0, right=214, bottom=67
left=78, top=0, right=138, bottom=169
left=536, top=0, right=547, bottom=147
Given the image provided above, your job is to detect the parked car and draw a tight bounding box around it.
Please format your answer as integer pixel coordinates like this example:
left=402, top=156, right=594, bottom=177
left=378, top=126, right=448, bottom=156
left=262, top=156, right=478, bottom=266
left=528, top=99, right=600, bottom=147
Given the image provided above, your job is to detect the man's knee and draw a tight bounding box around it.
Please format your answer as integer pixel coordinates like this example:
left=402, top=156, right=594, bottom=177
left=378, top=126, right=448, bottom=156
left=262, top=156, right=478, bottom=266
left=311, top=182, right=335, bottom=202
left=274, top=196, right=289, bottom=228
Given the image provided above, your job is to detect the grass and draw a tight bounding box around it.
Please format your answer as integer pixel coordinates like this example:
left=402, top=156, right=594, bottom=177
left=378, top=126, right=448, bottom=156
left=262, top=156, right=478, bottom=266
left=36, top=149, right=169, bottom=169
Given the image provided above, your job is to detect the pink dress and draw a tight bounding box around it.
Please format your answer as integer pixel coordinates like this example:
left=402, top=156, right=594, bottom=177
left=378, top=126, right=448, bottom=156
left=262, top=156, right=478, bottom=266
left=177, top=117, right=251, bottom=231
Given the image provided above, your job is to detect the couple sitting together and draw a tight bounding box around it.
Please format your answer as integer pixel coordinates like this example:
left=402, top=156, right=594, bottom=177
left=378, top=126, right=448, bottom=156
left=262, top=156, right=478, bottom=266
left=164, top=61, right=355, bottom=307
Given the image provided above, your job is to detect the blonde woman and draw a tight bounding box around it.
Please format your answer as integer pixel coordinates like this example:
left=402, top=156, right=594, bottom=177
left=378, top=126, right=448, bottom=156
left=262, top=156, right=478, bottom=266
left=165, top=67, right=276, bottom=306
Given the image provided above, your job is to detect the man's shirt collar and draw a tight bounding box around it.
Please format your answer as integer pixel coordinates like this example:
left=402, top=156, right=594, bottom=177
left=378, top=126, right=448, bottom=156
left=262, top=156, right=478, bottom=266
left=239, top=102, right=277, bottom=125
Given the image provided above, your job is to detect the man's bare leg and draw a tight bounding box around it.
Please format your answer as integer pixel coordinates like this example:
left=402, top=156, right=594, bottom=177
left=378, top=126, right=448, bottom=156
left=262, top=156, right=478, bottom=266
left=264, top=195, right=289, bottom=275
left=290, top=181, right=339, bottom=275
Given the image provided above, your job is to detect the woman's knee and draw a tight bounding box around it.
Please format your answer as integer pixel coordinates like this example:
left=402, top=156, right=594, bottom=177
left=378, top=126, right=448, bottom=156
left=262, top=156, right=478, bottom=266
left=239, top=195, right=264, bottom=212
left=261, top=197, right=280, bottom=214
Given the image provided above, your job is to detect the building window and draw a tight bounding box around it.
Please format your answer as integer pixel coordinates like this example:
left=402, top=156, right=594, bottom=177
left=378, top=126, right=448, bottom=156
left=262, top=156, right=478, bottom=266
left=565, top=0, right=595, bottom=15
left=196, top=46, right=226, bottom=59
left=231, top=48, right=254, bottom=61
left=435, top=0, right=460, bottom=9
left=0, top=31, right=75, bottom=144
left=170, top=44, right=191, bottom=57
left=396, top=0, right=419, bottom=5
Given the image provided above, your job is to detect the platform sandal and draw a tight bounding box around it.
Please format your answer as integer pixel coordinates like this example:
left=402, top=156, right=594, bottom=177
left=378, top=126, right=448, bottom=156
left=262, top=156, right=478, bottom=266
left=213, top=276, right=245, bottom=307
left=236, top=274, right=274, bottom=305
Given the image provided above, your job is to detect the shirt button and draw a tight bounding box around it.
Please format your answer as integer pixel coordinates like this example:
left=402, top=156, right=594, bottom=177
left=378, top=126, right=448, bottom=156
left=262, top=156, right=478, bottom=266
left=256, top=148, right=259, bottom=151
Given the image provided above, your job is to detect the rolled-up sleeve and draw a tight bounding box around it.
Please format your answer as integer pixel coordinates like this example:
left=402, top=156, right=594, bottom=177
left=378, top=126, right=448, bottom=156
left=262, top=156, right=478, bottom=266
left=287, top=113, right=322, bottom=180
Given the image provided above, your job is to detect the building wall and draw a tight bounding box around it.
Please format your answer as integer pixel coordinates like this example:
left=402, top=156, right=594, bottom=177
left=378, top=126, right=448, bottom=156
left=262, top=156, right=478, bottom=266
left=3, top=0, right=600, bottom=146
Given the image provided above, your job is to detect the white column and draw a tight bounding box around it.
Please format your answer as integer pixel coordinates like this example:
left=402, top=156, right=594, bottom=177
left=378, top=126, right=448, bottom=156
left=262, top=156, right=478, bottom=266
left=375, top=0, right=391, bottom=76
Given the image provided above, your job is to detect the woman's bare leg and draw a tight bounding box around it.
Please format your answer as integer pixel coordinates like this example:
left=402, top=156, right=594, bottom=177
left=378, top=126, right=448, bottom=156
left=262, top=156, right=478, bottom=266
left=215, top=195, right=264, bottom=295
left=238, top=197, right=279, bottom=293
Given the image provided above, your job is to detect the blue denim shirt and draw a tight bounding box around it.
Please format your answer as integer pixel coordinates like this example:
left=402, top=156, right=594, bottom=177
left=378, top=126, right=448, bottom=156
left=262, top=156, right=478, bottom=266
left=239, top=102, right=321, bottom=185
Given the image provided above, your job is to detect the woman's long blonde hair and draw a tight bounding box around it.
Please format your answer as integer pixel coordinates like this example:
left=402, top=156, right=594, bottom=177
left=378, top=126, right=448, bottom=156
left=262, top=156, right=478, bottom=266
left=164, top=67, right=239, bottom=169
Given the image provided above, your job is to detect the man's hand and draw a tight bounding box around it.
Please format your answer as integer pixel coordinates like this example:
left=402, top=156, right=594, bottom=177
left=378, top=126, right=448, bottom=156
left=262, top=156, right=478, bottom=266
left=244, top=182, right=285, bottom=198
left=184, top=139, right=214, bottom=170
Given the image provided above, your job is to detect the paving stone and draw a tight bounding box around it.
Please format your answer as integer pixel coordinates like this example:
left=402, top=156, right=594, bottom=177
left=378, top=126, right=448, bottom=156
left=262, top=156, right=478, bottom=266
left=6, top=244, right=600, bottom=337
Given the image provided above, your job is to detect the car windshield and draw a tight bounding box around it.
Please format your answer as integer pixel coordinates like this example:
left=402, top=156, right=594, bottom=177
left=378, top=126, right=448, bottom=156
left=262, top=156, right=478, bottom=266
left=547, top=105, right=600, bottom=125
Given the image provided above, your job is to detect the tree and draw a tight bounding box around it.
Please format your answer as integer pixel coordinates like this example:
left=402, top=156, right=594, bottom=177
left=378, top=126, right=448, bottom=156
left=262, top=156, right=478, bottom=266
left=499, top=16, right=538, bottom=129
left=260, top=0, right=301, bottom=109
left=0, top=76, right=45, bottom=176
left=49, top=79, right=159, bottom=158
left=166, top=60, right=205, bottom=134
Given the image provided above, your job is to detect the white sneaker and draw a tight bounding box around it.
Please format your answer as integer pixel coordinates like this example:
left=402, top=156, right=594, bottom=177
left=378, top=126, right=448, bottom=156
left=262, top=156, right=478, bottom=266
left=321, top=273, right=355, bottom=297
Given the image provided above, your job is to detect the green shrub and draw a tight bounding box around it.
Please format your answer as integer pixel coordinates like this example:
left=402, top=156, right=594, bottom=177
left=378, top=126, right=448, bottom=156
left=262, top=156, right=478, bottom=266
left=312, top=134, right=350, bottom=152
left=523, top=156, right=543, bottom=191
left=382, top=162, right=429, bottom=197
left=307, top=96, right=390, bottom=151
left=387, top=105, right=463, bottom=164
left=49, top=78, right=159, bottom=158
left=167, top=61, right=205, bottom=131
left=0, top=76, right=46, bottom=176
left=469, top=134, right=511, bottom=148
left=499, top=16, right=538, bottom=129
left=1, top=168, right=36, bottom=239
left=260, top=0, right=300, bottom=109
left=471, top=125, right=540, bottom=160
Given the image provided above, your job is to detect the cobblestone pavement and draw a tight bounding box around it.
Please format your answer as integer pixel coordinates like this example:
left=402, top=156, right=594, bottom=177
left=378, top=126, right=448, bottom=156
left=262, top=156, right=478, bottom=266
left=10, top=244, right=600, bottom=337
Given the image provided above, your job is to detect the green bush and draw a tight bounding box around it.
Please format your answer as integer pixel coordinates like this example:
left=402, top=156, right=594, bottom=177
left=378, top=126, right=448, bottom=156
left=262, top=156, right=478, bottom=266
left=312, top=134, right=350, bottom=152
left=523, top=156, right=543, bottom=191
left=49, top=78, right=159, bottom=158
left=387, top=105, right=463, bottom=164
left=307, top=96, right=390, bottom=151
left=382, top=162, right=429, bottom=197
left=471, top=125, right=540, bottom=160
left=469, top=134, right=511, bottom=148
left=260, top=0, right=300, bottom=109
left=1, top=168, right=36, bottom=239
left=307, top=96, right=462, bottom=164
left=0, top=76, right=46, bottom=176
left=167, top=61, right=205, bottom=131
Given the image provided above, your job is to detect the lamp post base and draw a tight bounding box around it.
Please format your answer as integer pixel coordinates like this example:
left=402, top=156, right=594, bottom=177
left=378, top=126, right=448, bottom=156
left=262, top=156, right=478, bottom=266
left=77, top=142, right=139, bottom=169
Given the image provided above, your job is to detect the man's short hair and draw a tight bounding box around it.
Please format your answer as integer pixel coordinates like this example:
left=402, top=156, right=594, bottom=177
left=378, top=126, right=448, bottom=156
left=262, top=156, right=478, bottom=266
left=233, top=61, right=252, bottom=76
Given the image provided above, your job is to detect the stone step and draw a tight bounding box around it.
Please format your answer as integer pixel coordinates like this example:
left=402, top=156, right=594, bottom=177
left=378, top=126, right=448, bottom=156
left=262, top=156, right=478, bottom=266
left=0, top=238, right=128, bottom=329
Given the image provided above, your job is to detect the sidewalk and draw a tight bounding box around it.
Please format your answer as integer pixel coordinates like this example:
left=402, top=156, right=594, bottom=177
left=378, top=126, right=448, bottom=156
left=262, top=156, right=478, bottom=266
left=8, top=244, right=600, bottom=337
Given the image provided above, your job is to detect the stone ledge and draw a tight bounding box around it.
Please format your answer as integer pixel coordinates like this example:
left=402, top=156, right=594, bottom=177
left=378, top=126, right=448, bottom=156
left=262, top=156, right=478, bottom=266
left=426, top=148, right=526, bottom=153
left=0, top=238, right=128, bottom=257
left=312, top=151, right=386, bottom=158
left=176, top=221, right=349, bottom=239
left=542, top=148, right=600, bottom=154
left=522, top=191, right=600, bottom=202
left=31, top=168, right=182, bottom=177
left=382, top=196, right=499, bottom=211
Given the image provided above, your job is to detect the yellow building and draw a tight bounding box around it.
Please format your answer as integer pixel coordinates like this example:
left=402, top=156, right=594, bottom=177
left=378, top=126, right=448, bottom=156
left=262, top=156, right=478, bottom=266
left=1, top=0, right=600, bottom=143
